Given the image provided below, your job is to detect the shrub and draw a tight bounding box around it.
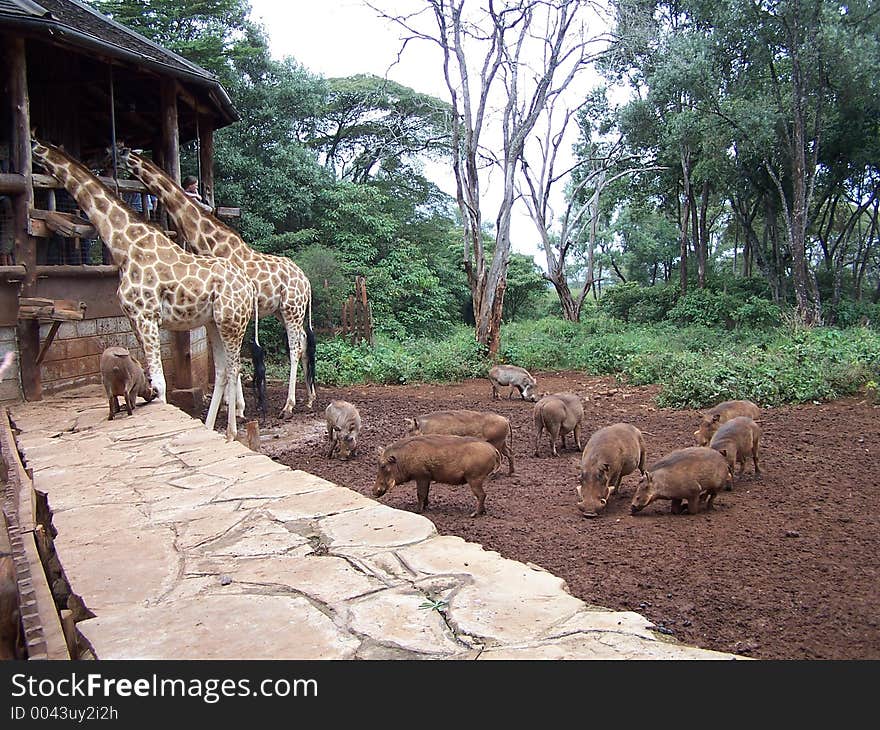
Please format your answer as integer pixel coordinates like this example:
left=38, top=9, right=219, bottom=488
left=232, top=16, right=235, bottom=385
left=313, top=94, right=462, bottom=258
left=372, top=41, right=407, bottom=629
left=598, top=282, right=679, bottom=323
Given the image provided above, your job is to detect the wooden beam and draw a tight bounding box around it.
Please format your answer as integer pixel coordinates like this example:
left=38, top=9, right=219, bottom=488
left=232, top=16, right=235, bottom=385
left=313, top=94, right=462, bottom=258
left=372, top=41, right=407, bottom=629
left=6, top=35, right=40, bottom=402
left=29, top=209, right=96, bottom=239
left=0, top=173, right=26, bottom=194
left=161, top=80, right=193, bottom=390
left=198, top=116, right=215, bottom=207
left=32, top=172, right=148, bottom=193
left=175, top=81, right=214, bottom=117
left=161, top=80, right=181, bottom=184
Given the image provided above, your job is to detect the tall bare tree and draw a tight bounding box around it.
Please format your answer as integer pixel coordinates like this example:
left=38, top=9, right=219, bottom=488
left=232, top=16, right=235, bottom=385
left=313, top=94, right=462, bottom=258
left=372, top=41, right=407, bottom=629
left=374, top=0, right=603, bottom=353
left=520, top=92, right=664, bottom=321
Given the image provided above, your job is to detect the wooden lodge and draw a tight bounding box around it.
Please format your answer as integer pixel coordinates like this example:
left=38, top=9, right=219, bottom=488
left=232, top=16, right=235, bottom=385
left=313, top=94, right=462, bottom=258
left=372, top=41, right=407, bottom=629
left=0, top=0, right=240, bottom=410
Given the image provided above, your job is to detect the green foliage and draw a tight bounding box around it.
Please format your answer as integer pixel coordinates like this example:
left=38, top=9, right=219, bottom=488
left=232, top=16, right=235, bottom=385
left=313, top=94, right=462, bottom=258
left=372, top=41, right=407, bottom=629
left=598, top=282, right=783, bottom=329
left=502, top=254, right=550, bottom=321
left=313, top=329, right=490, bottom=386
left=598, top=282, right=679, bottom=322
left=91, top=0, right=264, bottom=85
left=289, top=244, right=349, bottom=331
left=314, top=74, right=452, bottom=184
left=369, top=243, right=460, bottom=339
left=271, top=312, right=880, bottom=410
left=821, top=299, right=880, bottom=329
left=653, top=327, right=880, bottom=407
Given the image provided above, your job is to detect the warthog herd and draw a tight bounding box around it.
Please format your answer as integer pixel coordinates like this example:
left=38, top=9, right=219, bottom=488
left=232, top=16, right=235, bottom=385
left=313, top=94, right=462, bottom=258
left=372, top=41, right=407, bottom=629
left=321, top=364, right=763, bottom=520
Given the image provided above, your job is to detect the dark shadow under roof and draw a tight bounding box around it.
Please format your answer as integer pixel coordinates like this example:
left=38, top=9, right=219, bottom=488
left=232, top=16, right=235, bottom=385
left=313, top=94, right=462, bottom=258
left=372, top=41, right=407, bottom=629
left=0, top=0, right=238, bottom=125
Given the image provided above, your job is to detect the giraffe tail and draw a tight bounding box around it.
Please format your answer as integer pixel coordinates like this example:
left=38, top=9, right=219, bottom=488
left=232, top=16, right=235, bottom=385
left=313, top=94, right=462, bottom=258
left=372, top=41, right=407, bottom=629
left=304, top=295, right=317, bottom=407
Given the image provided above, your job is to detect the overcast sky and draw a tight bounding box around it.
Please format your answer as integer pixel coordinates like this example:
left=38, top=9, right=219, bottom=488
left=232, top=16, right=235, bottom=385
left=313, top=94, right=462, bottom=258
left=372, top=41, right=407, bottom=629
left=246, top=0, right=606, bottom=266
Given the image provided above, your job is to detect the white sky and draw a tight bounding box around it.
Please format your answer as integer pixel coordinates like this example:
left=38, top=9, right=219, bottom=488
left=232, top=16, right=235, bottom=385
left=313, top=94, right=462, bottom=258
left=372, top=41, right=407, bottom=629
left=246, top=0, right=609, bottom=266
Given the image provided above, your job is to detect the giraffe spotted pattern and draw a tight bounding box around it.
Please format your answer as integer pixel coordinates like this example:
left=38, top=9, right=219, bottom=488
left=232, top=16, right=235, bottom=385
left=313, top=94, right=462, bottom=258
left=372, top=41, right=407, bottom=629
left=118, top=148, right=316, bottom=417
left=32, top=139, right=258, bottom=442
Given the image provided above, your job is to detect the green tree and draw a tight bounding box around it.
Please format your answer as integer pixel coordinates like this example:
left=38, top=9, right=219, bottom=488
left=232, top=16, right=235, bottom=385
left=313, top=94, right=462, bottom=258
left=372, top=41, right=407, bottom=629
left=312, top=74, right=451, bottom=184
left=91, top=0, right=263, bottom=85
left=502, top=254, right=550, bottom=321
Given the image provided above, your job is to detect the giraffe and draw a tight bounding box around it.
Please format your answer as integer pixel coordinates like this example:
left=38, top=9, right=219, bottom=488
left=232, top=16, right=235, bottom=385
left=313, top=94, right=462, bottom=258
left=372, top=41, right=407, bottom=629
left=116, top=147, right=316, bottom=418
left=32, top=139, right=258, bottom=442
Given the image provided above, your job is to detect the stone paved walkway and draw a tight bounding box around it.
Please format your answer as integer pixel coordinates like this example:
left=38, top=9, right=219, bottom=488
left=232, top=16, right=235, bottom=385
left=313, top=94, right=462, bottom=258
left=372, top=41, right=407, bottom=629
left=9, top=387, right=739, bottom=660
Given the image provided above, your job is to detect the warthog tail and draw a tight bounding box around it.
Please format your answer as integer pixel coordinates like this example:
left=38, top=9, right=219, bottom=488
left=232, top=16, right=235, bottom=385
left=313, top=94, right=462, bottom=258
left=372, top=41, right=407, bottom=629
left=490, top=447, right=503, bottom=477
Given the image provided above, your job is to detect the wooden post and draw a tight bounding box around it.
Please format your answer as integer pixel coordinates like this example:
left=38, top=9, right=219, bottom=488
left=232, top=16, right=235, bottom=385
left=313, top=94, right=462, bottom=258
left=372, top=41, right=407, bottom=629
left=198, top=116, right=215, bottom=208
left=6, top=35, right=40, bottom=401
left=161, top=80, right=193, bottom=392
left=353, top=276, right=373, bottom=346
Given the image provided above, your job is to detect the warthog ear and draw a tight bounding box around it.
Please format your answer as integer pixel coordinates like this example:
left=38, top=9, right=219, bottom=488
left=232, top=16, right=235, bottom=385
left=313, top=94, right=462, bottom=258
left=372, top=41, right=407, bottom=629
left=600, top=497, right=607, bottom=506
left=718, top=448, right=728, bottom=458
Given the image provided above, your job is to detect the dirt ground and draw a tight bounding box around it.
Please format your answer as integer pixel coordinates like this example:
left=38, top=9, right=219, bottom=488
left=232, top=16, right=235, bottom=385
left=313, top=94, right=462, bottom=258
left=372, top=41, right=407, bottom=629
left=241, top=371, right=880, bottom=660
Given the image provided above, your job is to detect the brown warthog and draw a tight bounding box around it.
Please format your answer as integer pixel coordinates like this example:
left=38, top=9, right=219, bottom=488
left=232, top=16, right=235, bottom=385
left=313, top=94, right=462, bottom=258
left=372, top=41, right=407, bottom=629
left=373, top=434, right=502, bottom=517
left=694, top=399, right=761, bottom=446
left=0, top=555, right=24, bottom=660
left=577, top=423, right=647, bottom=517
left=325, top=400, right=362, bottom=460
left=488, top=364, right=538, bottom=402
left=533, top=392, right=585, bottom=457
left=406, top=409, right=515, bottom=474
left=99, top=346, right=156, bottom=420
left=709, top=415, right=761, bottom=482
left=631, top=447, right=732, bottom=516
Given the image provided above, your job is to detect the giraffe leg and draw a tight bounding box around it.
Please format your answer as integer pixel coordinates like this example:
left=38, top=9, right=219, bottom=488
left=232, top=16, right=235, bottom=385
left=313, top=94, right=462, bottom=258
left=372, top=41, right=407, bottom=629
left=204, top=324, right=227, bottom=432
left=225, top=348, right=241, bottom=442
left=280, top=317, right=303, bottom=418
left=135, top=319, right=167, bottom=403
left=126, top=314, right=165, bottom=399
left=235, top=375, right=245, bottom=419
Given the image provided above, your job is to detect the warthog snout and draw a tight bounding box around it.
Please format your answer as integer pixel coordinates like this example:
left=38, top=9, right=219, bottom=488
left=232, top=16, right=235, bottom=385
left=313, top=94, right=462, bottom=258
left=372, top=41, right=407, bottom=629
left=576, top=496, right=607, bottom=518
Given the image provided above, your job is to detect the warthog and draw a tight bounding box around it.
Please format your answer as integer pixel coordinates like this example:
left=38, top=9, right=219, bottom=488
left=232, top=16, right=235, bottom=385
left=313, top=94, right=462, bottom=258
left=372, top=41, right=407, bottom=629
left=0, top=555, right=24, bottom=660
left=406, top=409, right=515, bottom=474
left=533, top=392, right=585, bottom=457
left=694, top=400, right=761, bottom=446
left=373, top=434, right=502, bottom=517
left=577, top=423, right=647, bottom=517
left=488, top=364, right=538, bottom=402
left=631, top=447, right=732, bottom=515
left=99, top=346, right=156, bottom=420
left=325, top=400, right=362, bottom=460
left=709, top=416, right=762, bottom=482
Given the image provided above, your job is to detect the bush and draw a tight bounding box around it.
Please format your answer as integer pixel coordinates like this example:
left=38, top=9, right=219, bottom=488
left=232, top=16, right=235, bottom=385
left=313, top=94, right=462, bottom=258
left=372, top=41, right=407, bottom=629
left=598, top=282, right=679, bottom=323
left=665, top=288, right=742, bottom=328
left=822, top=299, right=880, bottom=329
left=313, top=328, right=491, bottom=386
left=268, top=313, right=880, bottom=411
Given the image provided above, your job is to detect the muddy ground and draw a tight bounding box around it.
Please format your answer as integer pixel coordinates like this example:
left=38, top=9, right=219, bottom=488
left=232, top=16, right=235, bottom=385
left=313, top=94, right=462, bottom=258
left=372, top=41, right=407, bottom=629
left=235, top=371, right=880, bottom=660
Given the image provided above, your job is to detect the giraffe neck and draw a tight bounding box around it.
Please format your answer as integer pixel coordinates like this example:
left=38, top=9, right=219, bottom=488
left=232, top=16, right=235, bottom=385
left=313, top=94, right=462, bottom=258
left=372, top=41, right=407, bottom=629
left=34, top=144, right=136, bottom=264
left=129, top=153, right=239, bottom=259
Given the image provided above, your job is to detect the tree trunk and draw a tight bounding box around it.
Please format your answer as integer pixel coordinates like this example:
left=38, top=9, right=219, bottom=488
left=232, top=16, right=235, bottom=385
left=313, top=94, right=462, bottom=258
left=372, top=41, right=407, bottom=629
left=698, top=179, right=710, bottom=288
left=679, top=147, right=692, bottom=295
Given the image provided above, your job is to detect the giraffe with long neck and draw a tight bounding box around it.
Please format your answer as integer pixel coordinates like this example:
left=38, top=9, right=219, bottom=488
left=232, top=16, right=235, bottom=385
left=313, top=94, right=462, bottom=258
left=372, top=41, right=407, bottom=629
left=32, top=139, right=258, bottom=441
left=117, top=147, right=316, bottom=418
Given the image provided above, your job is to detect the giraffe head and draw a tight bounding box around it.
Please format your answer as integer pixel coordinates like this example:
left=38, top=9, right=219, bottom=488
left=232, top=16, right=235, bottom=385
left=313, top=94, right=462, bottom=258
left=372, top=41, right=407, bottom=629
left=31, top=137, right=58, bottom=170
left=103, top=143, right=135, bottom=175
